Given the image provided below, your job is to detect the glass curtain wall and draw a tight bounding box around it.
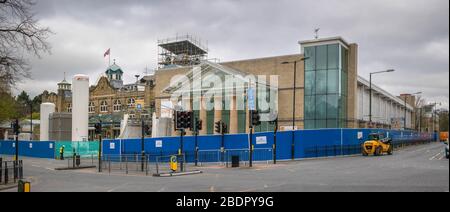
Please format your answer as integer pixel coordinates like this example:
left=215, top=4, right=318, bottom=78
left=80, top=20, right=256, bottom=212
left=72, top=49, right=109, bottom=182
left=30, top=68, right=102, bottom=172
left=304, top=43, right=348, bottom=129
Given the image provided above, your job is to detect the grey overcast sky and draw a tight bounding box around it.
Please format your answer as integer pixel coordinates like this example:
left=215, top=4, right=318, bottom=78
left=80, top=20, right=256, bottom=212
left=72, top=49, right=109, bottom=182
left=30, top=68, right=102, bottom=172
left=14, top=0, right=449, bottom=108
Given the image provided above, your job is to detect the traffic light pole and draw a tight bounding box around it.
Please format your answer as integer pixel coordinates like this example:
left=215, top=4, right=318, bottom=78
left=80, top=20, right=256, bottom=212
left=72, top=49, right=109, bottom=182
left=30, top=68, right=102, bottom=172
left=273, top=119, right=278, bottom=165
left=249, top=126, right=253, bottom=168
left=249, top=112, right=253, bottom=168
left=179, top=128, right=185, bottom=172
left=194, top=130, right=199, bottom=166
left=141, top=120, right=145, bottom=172
left=14, top=119, right=19, bottom=162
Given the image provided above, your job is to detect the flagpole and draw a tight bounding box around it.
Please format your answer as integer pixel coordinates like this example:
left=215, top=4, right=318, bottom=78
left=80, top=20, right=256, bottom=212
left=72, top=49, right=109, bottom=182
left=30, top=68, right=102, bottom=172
left=109, top=49, right=111, bottom=66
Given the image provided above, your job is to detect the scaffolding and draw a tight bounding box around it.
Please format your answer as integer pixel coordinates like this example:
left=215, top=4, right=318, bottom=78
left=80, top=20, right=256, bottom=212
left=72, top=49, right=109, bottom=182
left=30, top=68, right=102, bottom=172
left=158, top=34, right=208, bottom=69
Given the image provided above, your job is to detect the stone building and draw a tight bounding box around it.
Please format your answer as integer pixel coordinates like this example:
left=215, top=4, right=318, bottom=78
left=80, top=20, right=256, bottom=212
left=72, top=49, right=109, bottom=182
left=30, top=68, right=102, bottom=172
left=153, top=36, right=418, bottom=136
left=42, top=62, right=155, bottom=140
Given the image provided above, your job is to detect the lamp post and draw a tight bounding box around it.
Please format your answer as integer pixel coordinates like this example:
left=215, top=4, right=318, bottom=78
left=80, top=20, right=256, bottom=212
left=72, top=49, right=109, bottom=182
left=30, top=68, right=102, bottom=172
left=432, top=102, right=441, bottom=134
left=401, top=92, right=422, bottom=130
left=369, top=69, right=395, bottom=127
left=282, top=56, right=309, bottom=160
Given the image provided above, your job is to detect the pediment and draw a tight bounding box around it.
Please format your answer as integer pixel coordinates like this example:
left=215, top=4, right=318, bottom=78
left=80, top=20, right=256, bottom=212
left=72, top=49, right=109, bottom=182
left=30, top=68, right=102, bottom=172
left=91, top=76, right=116, bottom=95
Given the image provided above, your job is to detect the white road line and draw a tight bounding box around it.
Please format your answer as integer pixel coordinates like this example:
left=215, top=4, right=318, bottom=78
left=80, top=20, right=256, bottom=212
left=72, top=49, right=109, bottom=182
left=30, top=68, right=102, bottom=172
left=429, top=152, right=442, bottom=161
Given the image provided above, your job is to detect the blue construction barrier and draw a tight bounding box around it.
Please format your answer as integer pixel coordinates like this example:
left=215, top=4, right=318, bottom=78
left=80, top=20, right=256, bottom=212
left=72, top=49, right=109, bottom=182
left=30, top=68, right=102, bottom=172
left=1, top=129, right=435, bottom=161
left=0, top=140, right=55, bottom=159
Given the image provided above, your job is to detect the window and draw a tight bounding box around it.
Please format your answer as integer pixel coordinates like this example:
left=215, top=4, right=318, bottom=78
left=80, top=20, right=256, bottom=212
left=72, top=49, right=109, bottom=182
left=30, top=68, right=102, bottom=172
left=327, top=69, right=339, bottom=94
left=100, top=101, right=108, bottom=113
left=67, top=103, right=72, bottom=113
left=127, top=98, right=135, bottom=107
left=304, top=47, right=316, bottom=71
left=113, top=100, right=122, bottom=112
left=305, top=71, right=315, bottom=95
left=315, top=70, right=327, bottom=95
left=316, top=45, right=327, bottom=70
left=89, top=102, right=95, bottom=113
left=327, top=44, right=339, bottom=69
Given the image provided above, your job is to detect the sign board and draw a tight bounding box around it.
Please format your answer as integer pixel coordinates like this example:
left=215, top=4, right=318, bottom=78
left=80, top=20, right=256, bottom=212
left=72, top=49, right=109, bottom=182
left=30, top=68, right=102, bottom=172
left=12, top=143, right=15, bottom=148
left=248, top=87, right=256, bottom=111
left=357, top=132, right=363, bottom=139
left=49, top=143, right=53, bottom=149
left=256, top=136, right=267, bottom=145
left=110, top=142, right=115, bottom=150
left=29, top=143, right=33, bottom=149
left=155, top=140, right=163, bottom=148
left=136, top=99, right=145, bottom=111
left=281, top=126, right=298, bottom=131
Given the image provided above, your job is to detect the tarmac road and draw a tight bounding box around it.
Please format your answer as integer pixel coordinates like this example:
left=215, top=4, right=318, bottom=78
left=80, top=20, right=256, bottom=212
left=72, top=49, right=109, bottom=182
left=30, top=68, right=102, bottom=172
left=1, top=142, right=448, bottom=192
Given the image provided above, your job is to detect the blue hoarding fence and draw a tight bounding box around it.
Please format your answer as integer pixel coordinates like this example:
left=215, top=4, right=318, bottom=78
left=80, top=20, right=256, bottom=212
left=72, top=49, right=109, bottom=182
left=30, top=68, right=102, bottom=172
left=0, top=128, right=435, bottom=162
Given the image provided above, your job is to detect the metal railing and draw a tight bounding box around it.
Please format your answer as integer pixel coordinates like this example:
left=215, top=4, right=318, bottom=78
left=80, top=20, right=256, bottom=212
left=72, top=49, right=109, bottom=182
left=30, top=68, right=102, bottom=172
left=101, top=153, right=198, bottom=176
left=64, top=154, right=96, bottom=169
left=0, top=158, right=24, bottom=185
left=304, top=145, right=362, bottom=158
left=195, top=148, right=274, bottom=167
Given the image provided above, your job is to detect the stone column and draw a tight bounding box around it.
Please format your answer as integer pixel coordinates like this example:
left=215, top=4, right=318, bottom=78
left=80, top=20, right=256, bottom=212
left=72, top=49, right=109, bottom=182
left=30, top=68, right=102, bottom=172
left=171, top=99, right=178, bottom=137
left=229, top=95, right=238, bottom=134
left=199, top=96, right=207, bottom=135
left=214, top=96, right=223, bottom=135
left=246, top=97, right=250, bottom=134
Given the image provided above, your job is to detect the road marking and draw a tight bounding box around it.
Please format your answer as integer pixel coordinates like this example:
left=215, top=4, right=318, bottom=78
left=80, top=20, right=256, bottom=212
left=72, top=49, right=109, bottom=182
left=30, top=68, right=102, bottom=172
left=210, top=186, right=215, bottom=192
left=157, top=187, right=166, bottom=192
left=107, top=182, right=130, bottom=192
left=429, top=152, right=442, bottom=161
left=286, top=168, right=296, bottom=173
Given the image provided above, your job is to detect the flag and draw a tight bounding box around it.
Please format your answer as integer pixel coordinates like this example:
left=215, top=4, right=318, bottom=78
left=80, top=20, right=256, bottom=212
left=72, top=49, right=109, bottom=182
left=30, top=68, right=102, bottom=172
left=104, top=48, right=110, bottom=57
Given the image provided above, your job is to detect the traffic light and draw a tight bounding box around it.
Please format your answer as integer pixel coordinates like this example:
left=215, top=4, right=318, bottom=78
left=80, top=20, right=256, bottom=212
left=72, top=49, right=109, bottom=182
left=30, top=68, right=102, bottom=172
left=221, top=123, right=228, bottom=134
left=94, top=122, right=102, bottom=135
left=215, top=121, right=222, bottom=134
left=143, top=124, right=150, bottom=136
left=12, top=119, right=20, bottom=135
left=175, top=111, right=194, bottom=130
left=195, top=119, right=203, bottom=132
left=185, top=111, right=193, bottom=129
left=251, top=110, right=261, bottom=127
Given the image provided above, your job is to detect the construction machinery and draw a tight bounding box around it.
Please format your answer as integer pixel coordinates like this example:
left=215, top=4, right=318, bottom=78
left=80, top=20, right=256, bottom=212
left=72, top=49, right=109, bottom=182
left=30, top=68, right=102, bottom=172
left=362, top=133, right=393, bottom=156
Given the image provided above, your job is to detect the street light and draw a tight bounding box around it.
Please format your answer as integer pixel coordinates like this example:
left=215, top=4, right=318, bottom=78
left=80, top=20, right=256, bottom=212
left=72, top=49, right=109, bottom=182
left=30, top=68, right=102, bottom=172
left=432, top=102, right=442, bottom=134
left=281, top=56, right=309, bottom=160
left=401, top=92, right=422, bottom=130
left=369, top=69, right=395, bottom=127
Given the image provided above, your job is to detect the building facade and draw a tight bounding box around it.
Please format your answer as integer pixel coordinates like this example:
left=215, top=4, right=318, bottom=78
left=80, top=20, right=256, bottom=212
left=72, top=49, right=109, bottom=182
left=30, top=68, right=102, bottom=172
left=42, top=62, right=155, bottom=140
left=153, top=37, right=417, bottom=136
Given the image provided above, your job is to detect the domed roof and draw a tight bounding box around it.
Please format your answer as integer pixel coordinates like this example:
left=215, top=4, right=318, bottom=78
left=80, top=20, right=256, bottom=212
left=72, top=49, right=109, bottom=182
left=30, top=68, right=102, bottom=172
left=58, top=73, right=71, bottom=85
left=106, top=62, right=124, bottom=74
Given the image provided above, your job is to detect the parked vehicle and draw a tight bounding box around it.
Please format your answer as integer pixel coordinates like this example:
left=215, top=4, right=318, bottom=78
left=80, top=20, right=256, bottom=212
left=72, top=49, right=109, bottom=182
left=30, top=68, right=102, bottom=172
left=440, top=132, right=449, bottom=142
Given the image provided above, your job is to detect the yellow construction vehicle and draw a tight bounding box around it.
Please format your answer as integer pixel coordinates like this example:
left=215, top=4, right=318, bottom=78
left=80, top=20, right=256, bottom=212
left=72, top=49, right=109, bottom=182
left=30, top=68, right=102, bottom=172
left=362, top=133, right=393, bottom=156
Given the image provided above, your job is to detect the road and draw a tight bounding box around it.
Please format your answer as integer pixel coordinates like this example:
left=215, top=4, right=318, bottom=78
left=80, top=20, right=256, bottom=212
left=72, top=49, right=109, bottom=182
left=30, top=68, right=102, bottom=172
left=1, top=142, right=448, bottom=192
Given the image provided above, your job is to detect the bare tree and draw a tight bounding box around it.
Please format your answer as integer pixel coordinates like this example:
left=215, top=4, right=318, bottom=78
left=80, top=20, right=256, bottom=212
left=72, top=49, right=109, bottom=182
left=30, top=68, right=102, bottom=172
left=0, top=0, right=52, bottom=91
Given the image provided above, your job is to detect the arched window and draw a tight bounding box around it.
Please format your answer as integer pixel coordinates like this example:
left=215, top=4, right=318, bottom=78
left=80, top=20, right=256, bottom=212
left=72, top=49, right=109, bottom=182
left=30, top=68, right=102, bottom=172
left=67, top=103, right=72, bottom=113
left=100, top=101, right=109, bottom=113
left=127, top=98, right=135, bottom=107
left=89, top=102, right=95, bottom=113
left=113, top=100, right=122, bottom=112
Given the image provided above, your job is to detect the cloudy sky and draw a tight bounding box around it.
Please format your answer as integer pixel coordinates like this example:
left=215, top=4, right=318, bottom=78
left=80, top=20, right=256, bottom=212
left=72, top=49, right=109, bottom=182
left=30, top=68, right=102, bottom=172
left=14, top=0, right=449, bottom=108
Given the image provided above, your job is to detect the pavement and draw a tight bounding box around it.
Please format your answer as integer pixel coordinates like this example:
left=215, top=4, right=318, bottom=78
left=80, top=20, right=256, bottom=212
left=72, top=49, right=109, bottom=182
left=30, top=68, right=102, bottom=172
left=1, top=142, right=448, bottom=192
